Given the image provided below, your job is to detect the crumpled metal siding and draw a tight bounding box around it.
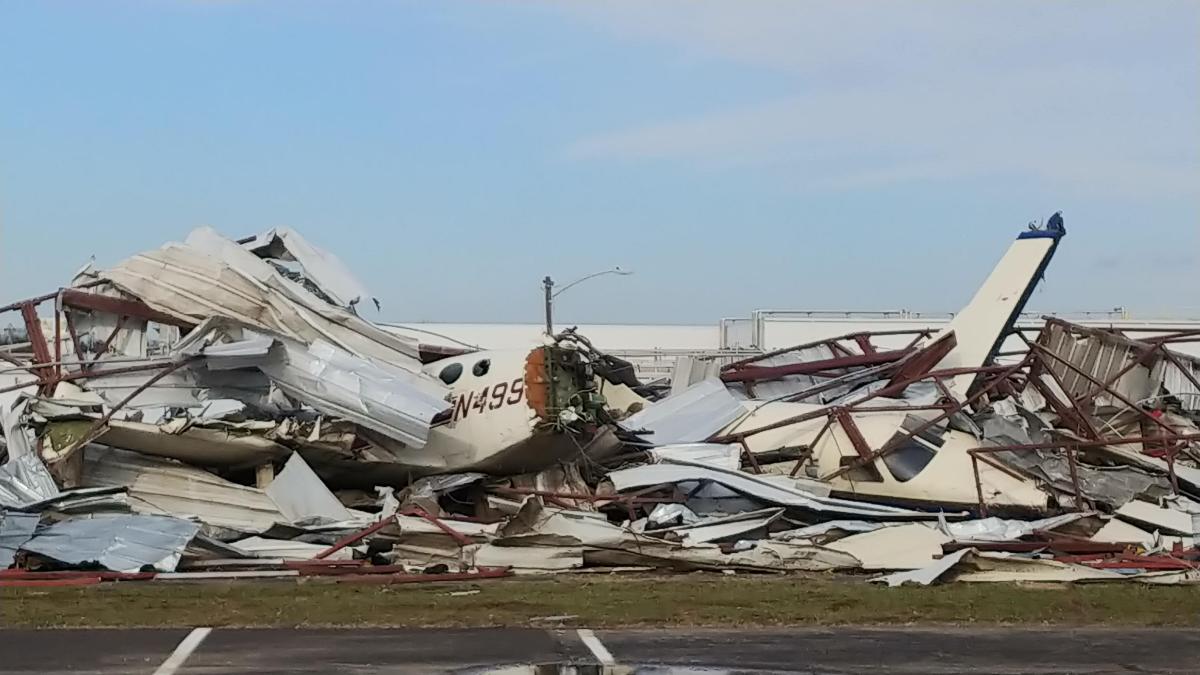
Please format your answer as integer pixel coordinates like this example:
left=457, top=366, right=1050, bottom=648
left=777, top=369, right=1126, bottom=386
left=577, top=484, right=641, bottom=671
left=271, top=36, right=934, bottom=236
left=0, top=400, right=60, bottom=507
left=261, top=339, right=451, bottom=449
left=99, top=228, right=421, bottom=369
left=20, top=514, right=201, bottom=573
left=0, top=453, right=61, bottom=508
left=0, top=511, right=40, bottom=568
left=1158, top=353, right=1200, bottom=411
left=620, top=378, right=745, bottom=446
left=241, top=227, right=374, bottom=311
left=1038, top=321, right=1156, bottom=406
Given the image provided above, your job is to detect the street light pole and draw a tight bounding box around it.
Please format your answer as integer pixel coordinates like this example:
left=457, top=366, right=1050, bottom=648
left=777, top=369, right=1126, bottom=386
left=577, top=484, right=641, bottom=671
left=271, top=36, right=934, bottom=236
left=543, top=276, right=555, bottom=335
left=542, top=267, right=631, bottom=335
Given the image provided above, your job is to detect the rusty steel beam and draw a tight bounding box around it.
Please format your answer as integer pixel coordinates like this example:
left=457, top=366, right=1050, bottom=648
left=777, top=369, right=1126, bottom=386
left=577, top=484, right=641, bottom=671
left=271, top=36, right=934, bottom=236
left=852, top=333, right=877, bottom=355
left=968, top=433, right=1200, bottom=454
left=822, top=358, right=1032, bottom=482
left=62, top=309, right=87, bottom=372
left=836, top=409, right=874, bottom=461
left=0, top=359, right=183, bottom=395
left=1030, top=342, right=1181, bottom=440
left=313, top=516, right=397, bottom=560
left=54, top=359, right=194, bottom=461
left=721, top=328, right=936, bottom=371
left=791, top=416, right=833, bottom=477
left=401, top=508, right=476, bottom=548
left=713, top=362, right=1025, bottom=444
left=59, top=288, right=194, bottom=329
left=0, top=281, right=108, bottom=315
left=885, top=332, right=957, bottom=390
left=722, top=349, right=912, bottom=383
left=90, top=315, right=127, bottom=367
left=19, top=302, right=55, bottom=390
left=53, top=293, right=63, bottom=381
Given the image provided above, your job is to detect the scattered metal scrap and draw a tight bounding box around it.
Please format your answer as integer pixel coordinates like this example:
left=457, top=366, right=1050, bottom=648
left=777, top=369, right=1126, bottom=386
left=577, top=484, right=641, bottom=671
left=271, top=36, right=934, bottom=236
left=3, top=213, right=1200, bottom=588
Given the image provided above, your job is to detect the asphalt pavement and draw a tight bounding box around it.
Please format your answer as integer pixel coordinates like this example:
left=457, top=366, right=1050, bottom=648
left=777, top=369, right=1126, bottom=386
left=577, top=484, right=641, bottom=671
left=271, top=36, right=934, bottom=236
left=0, top=626, right=1195, bottom=674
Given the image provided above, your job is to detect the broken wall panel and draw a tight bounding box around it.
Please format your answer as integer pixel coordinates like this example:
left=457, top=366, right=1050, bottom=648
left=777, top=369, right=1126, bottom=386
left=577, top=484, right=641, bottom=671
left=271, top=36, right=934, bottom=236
left=99, top=228, right=422, bottom=370
left=81, top=446, right=285, bottom=533
left=1037, top=319, right=1158, bottom=407
left=20, top=514, right=200, bottom=573
left=620, top=378, right=744, bottom=446
left=240, top=228, right=375, bottom=311
left=0, top=511, right=39, bottom=568
left=265, top=453, right=353, bottom=524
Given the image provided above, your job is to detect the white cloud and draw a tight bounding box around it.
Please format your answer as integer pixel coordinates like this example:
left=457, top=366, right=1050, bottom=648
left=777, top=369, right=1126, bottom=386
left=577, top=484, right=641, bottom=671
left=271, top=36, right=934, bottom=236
left=551, top=1, right=1199, bottom=197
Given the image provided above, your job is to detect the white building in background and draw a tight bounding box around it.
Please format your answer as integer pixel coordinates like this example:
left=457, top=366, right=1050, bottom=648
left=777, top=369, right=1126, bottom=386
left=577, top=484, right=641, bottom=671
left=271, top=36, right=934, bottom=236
left=383, top=308, right=1200, bottom=381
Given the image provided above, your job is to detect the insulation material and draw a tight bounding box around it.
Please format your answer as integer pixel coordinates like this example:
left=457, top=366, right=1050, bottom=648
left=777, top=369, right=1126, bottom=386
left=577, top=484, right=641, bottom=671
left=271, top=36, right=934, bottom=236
left=1089, top=518, right=1168, bottom=548
left=874, top=549, right=1125, bottom=586
left=45, top=418, right=291, bottom=468
left=872, top=548, right=972, bottom=587
left=770, top=521, right=886, bottom=543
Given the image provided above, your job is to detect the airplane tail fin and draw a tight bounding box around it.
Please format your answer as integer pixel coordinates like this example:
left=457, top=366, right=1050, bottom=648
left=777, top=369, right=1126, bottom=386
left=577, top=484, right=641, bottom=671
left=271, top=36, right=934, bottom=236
left=934, top=213, right=1066, bottom=396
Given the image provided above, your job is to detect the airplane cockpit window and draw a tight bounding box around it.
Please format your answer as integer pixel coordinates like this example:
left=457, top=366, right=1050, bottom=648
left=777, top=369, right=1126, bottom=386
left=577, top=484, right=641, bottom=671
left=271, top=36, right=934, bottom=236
left=438, top=362, right=463, bottom=385
left=472, top=359, right=491, bottom=377
left=881, top=432, right=937, bottom=482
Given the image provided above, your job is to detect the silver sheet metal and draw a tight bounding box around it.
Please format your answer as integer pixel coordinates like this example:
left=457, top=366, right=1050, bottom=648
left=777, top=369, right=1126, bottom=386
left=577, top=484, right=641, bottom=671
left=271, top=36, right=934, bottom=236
left=620, top=378, right=744, bottom=445
left=0, top=453, right=61, bottom=508
left=261, top=339, right=450, bottom=449
left=0, top=511, right=40, bottom=568
left=21, top=514, right=201, bottom=572
left=608, top=460, right=954, bottom=520
left=241, top=227, right=375, bottom=311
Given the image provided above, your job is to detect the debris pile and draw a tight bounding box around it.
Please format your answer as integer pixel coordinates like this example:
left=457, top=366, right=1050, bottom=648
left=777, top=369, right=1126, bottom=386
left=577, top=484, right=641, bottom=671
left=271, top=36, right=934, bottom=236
left=3, top=215, right=1200, bottom=587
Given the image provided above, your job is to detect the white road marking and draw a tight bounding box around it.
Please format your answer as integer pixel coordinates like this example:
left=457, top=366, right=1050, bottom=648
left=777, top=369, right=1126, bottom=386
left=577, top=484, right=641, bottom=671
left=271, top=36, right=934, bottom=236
left=153, top=626, right=212, bottom=675
left=577, top=628, right=615, bottom=665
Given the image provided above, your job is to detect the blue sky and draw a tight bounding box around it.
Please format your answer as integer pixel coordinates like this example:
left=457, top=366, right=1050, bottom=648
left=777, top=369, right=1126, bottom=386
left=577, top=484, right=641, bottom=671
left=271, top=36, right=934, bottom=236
left=1, top=1, right=1196, bottom=325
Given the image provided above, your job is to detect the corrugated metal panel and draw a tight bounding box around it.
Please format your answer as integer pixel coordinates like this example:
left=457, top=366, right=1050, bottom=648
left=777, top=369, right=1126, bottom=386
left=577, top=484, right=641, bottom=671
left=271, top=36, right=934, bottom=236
left=82, top=447, right=284, bottom=533
left=262, top=339, right=450, bottom=449
left=620, top=378, right=744, bottom=445
left=100, top=227, right=422, bottom=370
left=0, top=511, right=39, bottom=568
left=0, top=400, right=59, bottom=507
left=0, top=453, right=60, bottom=508
left=240, top=228, right=374, bottom=310
left=1038, top=321, right=1156, bottom=405
left=21, top=514, right=200, bottom=573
